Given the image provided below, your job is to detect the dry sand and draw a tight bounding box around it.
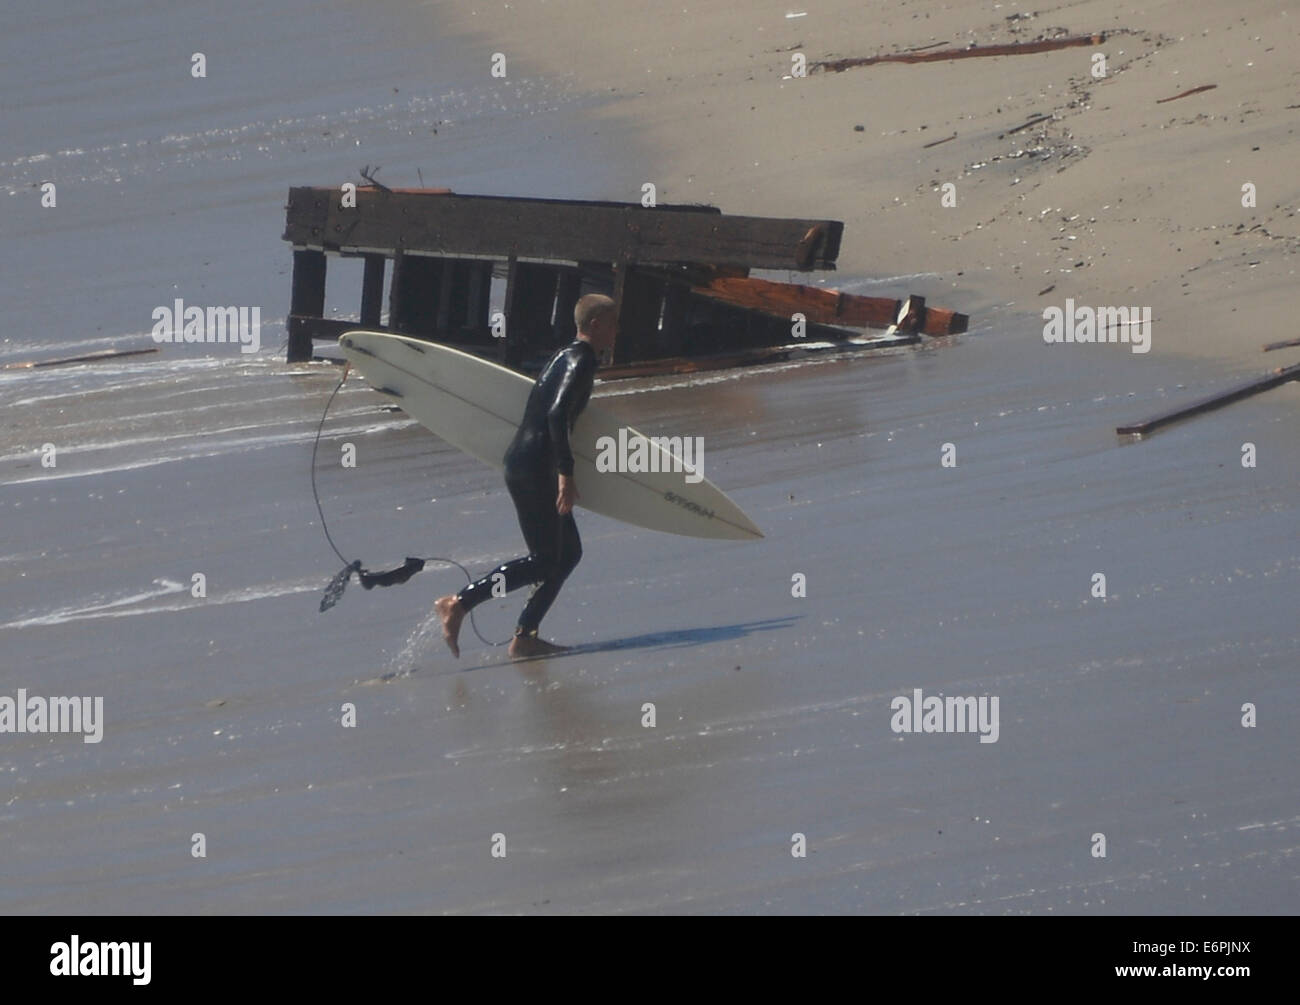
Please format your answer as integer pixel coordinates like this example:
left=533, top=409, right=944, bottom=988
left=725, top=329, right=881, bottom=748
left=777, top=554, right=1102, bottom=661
left=440, top=0, right=1299, bottom=364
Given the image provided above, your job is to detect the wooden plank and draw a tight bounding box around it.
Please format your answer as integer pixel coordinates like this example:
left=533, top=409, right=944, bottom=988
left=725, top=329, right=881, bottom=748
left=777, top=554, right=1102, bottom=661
left=283, top=187, right=842, bottom=271
left=919, top=306, right=969, bottom=336
left=288, top=249, right=327, bottom=362
left=1004, top=113, right=1053, bottom=136
left=1117, top=362, right=1300, bottom=437
left=815, top=33, right=1104, bottom=73
left=694, top=276, right=898, bottom=326
left=1156, top=84, right=1217, bottom=104
left=3, top=348, right=159, bottom=370
left=690, top=276, right=968, bottom=335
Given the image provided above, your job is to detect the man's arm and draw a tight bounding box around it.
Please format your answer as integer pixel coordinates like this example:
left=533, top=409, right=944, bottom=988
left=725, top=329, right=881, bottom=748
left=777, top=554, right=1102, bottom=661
left=545, top=349, right=595, bottom=479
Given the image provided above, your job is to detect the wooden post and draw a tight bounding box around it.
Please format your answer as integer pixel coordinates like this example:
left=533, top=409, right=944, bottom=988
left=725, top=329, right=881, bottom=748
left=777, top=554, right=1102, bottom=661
left=613, top=265, right=665, bottom=364
left=504, top=259, right=559, bottom=364
left=288, top=249, right=326, bottom=362
left=554, top=271, right=581, bottom=343
left=360, top=254, right=385, bottom=327
left=390, top=255, right=442, bottom=335
left=388, top=252, right=406, bottom=334
left=466, top=261, right=492, bottom=338
left=660, top=283, right=690, bottom=356
left=435, top=257, right=456, bottom=334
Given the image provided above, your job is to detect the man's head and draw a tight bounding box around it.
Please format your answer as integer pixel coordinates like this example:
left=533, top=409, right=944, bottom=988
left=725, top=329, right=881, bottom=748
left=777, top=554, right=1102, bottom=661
left=575, top=293, right=618, bottom=354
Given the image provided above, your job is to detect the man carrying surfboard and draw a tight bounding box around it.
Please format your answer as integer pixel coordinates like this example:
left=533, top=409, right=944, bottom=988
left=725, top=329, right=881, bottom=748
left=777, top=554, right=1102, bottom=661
left=435, top=294, right=618, bottom=659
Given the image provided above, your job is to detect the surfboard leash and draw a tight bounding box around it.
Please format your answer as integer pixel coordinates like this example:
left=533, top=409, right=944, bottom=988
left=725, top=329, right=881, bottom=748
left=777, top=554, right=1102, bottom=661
left=311, top=366, right=509, bottom=647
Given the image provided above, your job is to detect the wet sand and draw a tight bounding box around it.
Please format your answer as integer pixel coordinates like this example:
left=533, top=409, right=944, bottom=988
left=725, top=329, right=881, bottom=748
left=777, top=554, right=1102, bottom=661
left=3, top=320, right=1297, bottom=913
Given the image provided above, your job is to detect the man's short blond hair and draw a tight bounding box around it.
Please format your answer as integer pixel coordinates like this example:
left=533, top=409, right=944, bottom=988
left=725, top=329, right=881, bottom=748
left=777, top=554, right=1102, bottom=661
left=575, top=293, right=617, bottom=333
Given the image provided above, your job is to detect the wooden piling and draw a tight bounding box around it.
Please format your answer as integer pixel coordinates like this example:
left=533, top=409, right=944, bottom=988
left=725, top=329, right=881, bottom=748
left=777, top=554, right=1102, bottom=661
left=288, top=249, right=326, bottom=362
left=554, top=271, right=581, bottom=343
left=360, top=254, right=385, bottom=326
left=504, top=259, right=560, bottom=363
left=613, top=266, right=666, bottom=364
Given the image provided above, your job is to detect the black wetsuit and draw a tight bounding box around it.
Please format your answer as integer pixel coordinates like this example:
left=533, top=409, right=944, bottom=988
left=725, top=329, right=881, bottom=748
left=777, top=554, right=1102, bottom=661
left=456, top=339, right=598, bottom=635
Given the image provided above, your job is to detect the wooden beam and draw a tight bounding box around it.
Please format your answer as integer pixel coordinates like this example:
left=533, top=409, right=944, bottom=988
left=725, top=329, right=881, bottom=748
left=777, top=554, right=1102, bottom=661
left=284, top=187, right=842, bottom=271
left=3, top=348, right=159, bottom=370
left=815, top=33, right=1104, bottom=73
left=690, top=276, right=968, bottom=335
left=1117, top=362, right=1300, bottom=437
left=1156, top=84, right=1217, bottom=104
left=288, top=249, right=327, bottom=362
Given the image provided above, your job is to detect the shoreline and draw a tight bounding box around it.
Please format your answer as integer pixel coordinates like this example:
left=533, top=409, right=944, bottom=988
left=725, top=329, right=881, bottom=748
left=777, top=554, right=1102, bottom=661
left=436, top=0, right=1299, bottom=369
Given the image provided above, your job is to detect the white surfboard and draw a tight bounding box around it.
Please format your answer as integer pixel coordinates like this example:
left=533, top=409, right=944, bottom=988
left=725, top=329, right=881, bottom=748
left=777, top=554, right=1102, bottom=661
left=338, top=331, right=763, bottom=540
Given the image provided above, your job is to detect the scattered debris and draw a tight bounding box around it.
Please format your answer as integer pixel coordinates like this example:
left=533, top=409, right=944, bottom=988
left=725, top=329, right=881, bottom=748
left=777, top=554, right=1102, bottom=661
left=1156, top=84, right=1217, bottom=104
left=922, top=133, right=957, bottom=149
left=3, top=348, right=159, bottom=370
left=814, top=34, right=1104, bottom=73
left=1005, top=113, right=1053, bottom=136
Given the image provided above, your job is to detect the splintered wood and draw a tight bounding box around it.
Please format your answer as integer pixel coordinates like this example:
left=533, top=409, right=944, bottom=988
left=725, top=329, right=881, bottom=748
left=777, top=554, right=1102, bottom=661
left=815, top=34, right=1105, bottom=73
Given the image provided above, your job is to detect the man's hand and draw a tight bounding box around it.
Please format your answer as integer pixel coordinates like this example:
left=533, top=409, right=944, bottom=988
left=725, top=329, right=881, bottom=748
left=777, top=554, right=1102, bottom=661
left=557, top=474, right=578, bottom=515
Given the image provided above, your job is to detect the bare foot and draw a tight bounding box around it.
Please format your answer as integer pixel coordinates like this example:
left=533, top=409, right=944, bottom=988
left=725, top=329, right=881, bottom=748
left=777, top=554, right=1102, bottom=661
left=508, top=634, right=570, bottom=660
left=434, top=595, right=464, bottom=658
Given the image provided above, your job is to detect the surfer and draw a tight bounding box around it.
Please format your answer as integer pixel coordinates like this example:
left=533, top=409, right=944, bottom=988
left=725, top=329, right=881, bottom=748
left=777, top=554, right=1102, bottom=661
left=435, top=294, right=618, bottom=659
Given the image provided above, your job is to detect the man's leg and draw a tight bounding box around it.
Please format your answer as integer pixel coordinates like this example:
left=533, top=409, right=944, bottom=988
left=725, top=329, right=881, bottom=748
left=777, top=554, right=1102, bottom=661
left=436, top=467, right=564, bottom=657
left=514, top=511, right=581, bottom=638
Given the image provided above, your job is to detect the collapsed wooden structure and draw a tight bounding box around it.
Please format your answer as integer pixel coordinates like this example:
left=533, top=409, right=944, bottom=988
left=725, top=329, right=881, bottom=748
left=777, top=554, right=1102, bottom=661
left=281, top=186, right=968, bottom=372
